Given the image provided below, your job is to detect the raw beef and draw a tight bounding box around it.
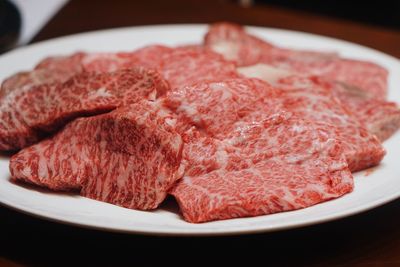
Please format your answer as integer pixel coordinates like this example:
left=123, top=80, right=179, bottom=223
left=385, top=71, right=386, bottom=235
left=0, top=68, right=168, bottom=151
left=205, top=22, right=388, bottom=99
left=238, top=63, right=400, bottom=141
left=10, top=100, right=183, bottom=210
left=332, top=84, right=400, bottom=141
left=164, top=77, right=385, bottom=171
left=248, top=76, right=386, bottom=171
left=79, top=46, right=239, bottom=89
left=178, top=127, right=247, bottom=177
left=81, top=46, right=172, bottom=73
left=0, top=46, right=169, bottom=96
left=1, top=45, right=238, bottom=99
left=164, top=77, right=278, bottom=135
left=158, top=46, right=239, bottom=89
left=0, top=53, right=86, bottom=96
left=2, top=22, right=394, bottom=223
left=171, top=112, right=353, bottom=223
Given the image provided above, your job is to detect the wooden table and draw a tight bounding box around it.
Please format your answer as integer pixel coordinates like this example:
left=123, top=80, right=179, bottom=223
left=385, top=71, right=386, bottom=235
left=1, top=1, right=400, bottom=266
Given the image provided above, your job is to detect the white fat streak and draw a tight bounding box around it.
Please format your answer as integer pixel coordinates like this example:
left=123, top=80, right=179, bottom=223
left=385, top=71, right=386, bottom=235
left=31, top=70, right=46, bottom=84
left=285, top=155, right=303, bottom=164
left=81, top=52, right=112, bottom=64
left=291, top=124, right=305, bottom=134
left=87, top=87, right=113, bottom=99
left=164, top=118, right=176, bottom=127
left=1, top=83, right=38, bottom=130
left=36, top=147, right=49, bottom=180
left=215, top=149, right=229, bottom=169
left=211, top=41, right=239, bottom=61
left=177, top=104, right=197, bottom=116
left=168, top=134, right=182, bottom=153
left=182, top=176, right=193, bottom=186
left=177, top=103, right=201, bottom=124
left=329, top=161, right=348, bottom=171
left=237, top=63, right=292, bottom=85
left=209, top=83, right=232, bottom=101
left=21, top=165, right=32, bottom=178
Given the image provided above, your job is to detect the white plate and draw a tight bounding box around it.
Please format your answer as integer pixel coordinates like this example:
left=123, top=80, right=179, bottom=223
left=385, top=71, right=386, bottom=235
left=0, top=25, right=399, bottom=236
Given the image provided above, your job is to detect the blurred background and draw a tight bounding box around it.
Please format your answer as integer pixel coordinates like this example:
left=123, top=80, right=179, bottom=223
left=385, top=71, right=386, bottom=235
left=257, top=0, right=400, bottom=30
left=1, top=0, right=400, bottom=51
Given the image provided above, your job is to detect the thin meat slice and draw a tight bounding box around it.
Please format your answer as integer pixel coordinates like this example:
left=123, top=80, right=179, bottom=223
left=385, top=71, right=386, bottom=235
left=332, top=84, right=400, bottom=141
left=205, top=22, right=388, bottom=99
left=1, top=45, right=237, bottom=98
left=245, top=75, right=386, bottom=172
left=171, top=112, right=353, bottom=223
left=72, top=46, right=239, bottom=89
left=0, top=45, right=237, bottom=151
left=238, top=63, right=400, bottom=141
left=178, top=127, right=249, bottom=177
left=159, top=46, right=239, bottom=89
left=0, top=68, right=168, bottom=151
left=82, top=45, right=173, bottom=72
left=164, top=77, right=385, bottom=171
left=164, top=78, right=279, bottom=135
left=204, top=22, right=276, bottom=66
left=10, top=100, right=183, bottom=210
left=1, top=46, right=169, bottom=96
left=0, top=53, right=86, bottom=96
left=36, top=45, right=172, bottom=74
left=346, top=99, right=400, bottom=141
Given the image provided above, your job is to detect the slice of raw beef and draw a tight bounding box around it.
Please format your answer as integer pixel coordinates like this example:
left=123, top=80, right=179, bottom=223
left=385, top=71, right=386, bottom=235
left=0, top=52, right=86, bottom=96
left=205, top=22, right=388, bottom=99
left=0, top=45, right=238, bottom=151
left=238, top=63, right=400, bottom=141
left=10, top=100, right=183, bottom=210
left=81, top=46, right=172, bottom=73
left=171, top=112, right=353, bottom=223
left=245, top=76, right=386, bottom=172
left=177, top=127, right=248, bottom=177
left=332, top=84, right=400, bottom=141
left=164, top=78, right=280, bottom=135
left=164, top=77, right=385, bottom=171
left=0, top=46, right=168, bottom=96
left=85, top=46, right=239, bottom=89
left=159, top=46, right=239, bottom=89
left=1, top=45, right=238, bottom=98
left=0, top=68, right=168, bottom=151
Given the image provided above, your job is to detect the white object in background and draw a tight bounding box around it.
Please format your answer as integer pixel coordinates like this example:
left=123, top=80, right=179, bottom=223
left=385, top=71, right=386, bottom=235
left=10, top=0, right=68, bottom=45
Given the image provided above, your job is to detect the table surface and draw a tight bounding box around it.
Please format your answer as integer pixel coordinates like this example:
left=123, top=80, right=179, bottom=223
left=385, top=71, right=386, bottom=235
left=1, top=1, right=400, bottom=266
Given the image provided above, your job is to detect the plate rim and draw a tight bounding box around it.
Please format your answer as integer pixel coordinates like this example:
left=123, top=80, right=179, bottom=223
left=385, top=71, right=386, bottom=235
left=0, top=24, right=399, bottom=236
left=2, top=185, right=400, bottom=236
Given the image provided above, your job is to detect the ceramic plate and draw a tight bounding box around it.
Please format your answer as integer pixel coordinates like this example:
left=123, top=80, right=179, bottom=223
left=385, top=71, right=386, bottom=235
left=0, top=25, right=399, bottom=235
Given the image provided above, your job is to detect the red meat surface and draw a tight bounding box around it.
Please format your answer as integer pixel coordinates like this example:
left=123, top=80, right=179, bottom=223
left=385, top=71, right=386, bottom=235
left=164, top=77, right=385, bottom=172
left=333, top=85, right=400, bottom=141
left=171, top=112, right=353, bottom=223
left=205, top=22, right=388, bottom=99
left=2, top=23, right=395, bottom=223
left=0, top=68, right=167, bottom=151
left=10, top=100, right=183, bottom=210
left=1, top=45, right=237, bottom=99
left=0, top=46, right=238, bottom=151
left=238, top=63, right=400, bottom=141
left=0, top=53, right=86, bottom=96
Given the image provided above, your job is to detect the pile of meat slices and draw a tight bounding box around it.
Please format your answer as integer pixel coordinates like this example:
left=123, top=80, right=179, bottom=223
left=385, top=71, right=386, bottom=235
left=2, top=23, right=400, bottom=223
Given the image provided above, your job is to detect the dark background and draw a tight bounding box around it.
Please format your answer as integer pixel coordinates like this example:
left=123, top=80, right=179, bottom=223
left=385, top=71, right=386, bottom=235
left=257, top=0, right=400, bottom=30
